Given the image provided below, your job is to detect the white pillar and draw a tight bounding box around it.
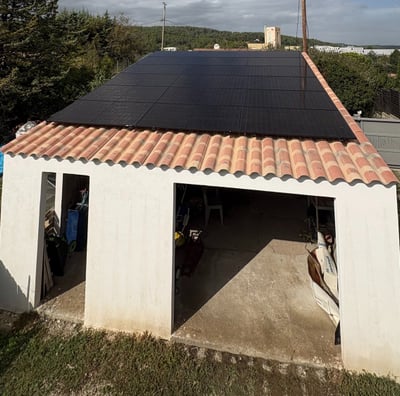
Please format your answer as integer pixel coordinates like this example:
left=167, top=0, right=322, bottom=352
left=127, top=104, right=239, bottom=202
left=0, top=156, right=45, bottom=311
left=84, top=166, right=175, bottom=338
left=335, top=184, right=400, bottom=377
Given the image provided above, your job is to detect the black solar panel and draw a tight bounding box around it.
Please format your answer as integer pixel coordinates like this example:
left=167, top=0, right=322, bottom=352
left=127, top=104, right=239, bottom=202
left=49, top=51, right=355, bottom=140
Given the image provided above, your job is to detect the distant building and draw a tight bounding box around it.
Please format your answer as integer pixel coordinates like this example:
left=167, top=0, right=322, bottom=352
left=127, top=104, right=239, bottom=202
left=314, top=45, right=396, bottom=56
left=265, top=26, right=281, bottom=49
left=284, top=45, right=301, bottom=51
left=247, top=26, right=281, bottom=50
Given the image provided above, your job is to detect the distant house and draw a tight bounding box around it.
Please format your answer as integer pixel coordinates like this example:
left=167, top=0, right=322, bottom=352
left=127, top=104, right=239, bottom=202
left=1, top=51, right=400, bottom=378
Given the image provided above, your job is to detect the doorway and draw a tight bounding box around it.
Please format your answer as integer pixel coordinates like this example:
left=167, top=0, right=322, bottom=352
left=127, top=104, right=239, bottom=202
left=38, top=173, right=89, bottom=323
left=173, top=185, right=341, bottom=366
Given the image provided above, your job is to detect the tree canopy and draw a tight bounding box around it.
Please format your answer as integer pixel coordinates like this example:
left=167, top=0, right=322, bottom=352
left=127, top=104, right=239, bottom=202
left=310, top=50, right=399, bottom=117
left=1, top=0, right=62, bottom=136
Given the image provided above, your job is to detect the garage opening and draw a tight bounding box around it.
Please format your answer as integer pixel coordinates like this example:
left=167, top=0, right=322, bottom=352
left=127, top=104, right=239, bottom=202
left=38, top=173, right=89, bottom=323
left=173, top=184, right=340, bottom=366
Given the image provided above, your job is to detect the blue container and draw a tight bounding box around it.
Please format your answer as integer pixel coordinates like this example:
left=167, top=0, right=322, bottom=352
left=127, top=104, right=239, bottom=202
left=0, top=148, right=3, bottom=175
left=66, top=209, right=79, bottom=244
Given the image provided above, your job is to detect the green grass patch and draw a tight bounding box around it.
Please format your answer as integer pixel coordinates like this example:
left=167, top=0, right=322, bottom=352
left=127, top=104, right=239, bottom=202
left=0, top=314, right=399, bottom=395
left=340, top=371, right=400, bottom=396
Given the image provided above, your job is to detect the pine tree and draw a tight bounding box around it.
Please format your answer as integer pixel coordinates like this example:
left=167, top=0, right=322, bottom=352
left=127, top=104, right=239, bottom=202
left=0, top=0, right=63, bottom=137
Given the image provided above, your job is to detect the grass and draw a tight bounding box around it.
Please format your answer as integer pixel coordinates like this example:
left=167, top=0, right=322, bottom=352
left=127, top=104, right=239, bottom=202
left=1, top=314, right=400, bottom=395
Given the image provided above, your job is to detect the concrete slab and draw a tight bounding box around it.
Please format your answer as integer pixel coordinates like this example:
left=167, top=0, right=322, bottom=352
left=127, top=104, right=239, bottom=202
left=173, top=190, right=342, bottom=368
left=37, top=251, right=86, bottom=322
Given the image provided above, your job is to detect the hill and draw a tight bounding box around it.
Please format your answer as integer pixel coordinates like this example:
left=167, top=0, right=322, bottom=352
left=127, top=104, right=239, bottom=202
left=134, top=25, right=344, bottom=51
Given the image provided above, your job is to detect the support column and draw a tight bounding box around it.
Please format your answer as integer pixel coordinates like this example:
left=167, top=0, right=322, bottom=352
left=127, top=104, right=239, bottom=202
left=0, top=156, right=46, bottom=311
left=84, top=167, right=175, bottom=338
left=335, top=184, right=400, bottom=377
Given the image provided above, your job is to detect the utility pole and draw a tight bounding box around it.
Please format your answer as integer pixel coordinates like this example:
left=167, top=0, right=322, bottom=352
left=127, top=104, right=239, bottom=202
left=302, top=0, right=308, bottom=54
left=161, top=2, right=167, bottom=51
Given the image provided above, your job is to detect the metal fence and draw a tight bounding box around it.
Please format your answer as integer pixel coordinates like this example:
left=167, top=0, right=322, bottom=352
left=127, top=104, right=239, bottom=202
left=375, top=89, right=400, bottom=119
left=355, top=117, right=400, bottom=168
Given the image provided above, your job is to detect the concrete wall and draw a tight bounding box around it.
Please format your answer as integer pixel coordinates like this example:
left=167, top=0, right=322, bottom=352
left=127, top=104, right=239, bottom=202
left=1, top=155, right=400, bottom=377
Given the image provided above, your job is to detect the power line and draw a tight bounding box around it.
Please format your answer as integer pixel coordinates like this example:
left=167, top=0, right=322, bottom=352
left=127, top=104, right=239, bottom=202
left=165, top=19, right=188, bottom=26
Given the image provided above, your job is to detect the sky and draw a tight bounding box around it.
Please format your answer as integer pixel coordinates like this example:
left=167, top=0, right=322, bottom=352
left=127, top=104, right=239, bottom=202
left=57, top=0, right=400, bottom=46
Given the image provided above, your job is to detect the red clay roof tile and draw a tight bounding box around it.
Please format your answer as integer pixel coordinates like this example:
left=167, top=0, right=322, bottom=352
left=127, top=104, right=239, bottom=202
left=1, top=53, right=397, bottom=186
left=3, top=120, right=396, bottom=185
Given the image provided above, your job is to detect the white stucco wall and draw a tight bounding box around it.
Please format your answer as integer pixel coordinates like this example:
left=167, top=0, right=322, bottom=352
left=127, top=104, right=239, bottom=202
left=335, top=185, right=400, bottom=376
left=85, top=165, right=175, bottom=337
left=1, top=154, right=400, bottom=377
left=0, top=158, right=47, bottom=310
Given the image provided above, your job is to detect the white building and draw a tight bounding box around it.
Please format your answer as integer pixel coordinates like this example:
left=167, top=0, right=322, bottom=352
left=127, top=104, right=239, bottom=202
left=314, top=45, right=396, bottom=56
left=248, top=26, right=282, bottom=50
left=1, top=51, right=400, bottom=378
left=265, top=26, right=281, bottom=49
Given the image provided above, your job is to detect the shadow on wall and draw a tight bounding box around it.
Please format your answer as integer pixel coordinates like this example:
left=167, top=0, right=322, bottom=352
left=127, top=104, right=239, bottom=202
left=0, top=260, right=32, bottom=313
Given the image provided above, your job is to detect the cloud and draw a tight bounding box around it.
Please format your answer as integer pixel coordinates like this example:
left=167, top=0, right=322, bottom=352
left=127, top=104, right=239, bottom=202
left=57, top=0, right=400, bottom=45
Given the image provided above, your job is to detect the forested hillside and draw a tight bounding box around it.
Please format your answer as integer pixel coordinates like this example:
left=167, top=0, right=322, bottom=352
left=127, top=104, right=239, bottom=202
left=1, top=1, right=399, bottom=141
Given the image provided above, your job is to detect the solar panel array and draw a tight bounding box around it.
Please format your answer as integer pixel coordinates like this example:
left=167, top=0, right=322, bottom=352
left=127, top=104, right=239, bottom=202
left=49, top=51, right=355, bottom=140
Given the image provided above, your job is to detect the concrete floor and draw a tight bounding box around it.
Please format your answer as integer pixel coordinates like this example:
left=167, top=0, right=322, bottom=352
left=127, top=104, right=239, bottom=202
left=37, top=251, right=86, bottom=322
left=173, top=189, right=342, bottom=368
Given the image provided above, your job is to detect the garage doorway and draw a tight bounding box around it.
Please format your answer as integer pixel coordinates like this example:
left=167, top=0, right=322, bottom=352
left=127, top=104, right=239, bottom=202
left=38, top=173, right=89, bottom=323
left=173, top=185, right=340, bottom=366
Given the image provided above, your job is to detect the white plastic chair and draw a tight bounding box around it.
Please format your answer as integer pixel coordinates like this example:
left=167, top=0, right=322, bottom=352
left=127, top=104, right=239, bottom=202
left=202, top=187, right=223, bottom=227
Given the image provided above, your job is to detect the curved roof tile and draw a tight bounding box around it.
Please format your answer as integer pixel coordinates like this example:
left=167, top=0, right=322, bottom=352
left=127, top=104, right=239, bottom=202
left=2, top=120, right=396, bottom=185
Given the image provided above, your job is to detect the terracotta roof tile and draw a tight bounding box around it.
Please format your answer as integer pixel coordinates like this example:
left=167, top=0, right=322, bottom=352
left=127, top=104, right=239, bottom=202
left=201, top=135, right=219, bottom=171
left=188, top=135, right=210, bottom=170
left=261, top=138, right=275, bottom=176
left=1, top=52, right=397, bottom=186
left=2, top=121, right=396, bottom=186
left=248, top=138, right=262, bottom=175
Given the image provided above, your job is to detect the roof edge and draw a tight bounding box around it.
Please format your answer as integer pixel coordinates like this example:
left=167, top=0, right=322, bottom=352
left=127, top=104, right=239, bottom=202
left=302, top=52, right=397, bottom=185
left=302, top=52, right=369, bottom=144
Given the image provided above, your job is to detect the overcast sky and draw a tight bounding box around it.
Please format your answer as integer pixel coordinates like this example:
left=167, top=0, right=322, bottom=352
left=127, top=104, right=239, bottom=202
left=58, top=0, right=400, bottom=46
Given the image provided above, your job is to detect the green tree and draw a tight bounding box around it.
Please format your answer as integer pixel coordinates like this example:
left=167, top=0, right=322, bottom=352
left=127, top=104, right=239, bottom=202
left=389, top=49, right=400, bottom=70
left=56, top=10, right=116, bottom=89
left=0, top=0, right=64, bottom=137
left=310, top=50, right=392, bottom=116
left=108, top=15, right=144, bottom=73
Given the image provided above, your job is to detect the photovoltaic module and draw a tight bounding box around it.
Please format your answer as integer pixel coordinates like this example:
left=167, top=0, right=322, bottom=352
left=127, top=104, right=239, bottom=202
left=49, top=51, right=355, bottom=140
